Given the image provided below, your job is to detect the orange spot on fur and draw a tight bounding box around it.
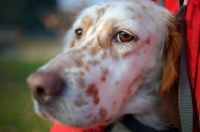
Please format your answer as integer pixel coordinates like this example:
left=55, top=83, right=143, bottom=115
left=101, top=52, right=107, bottom=60
left=100, top=76, right=106, bottom=82
left=113, top=101, right=116, bottom=106
left=96, top=7, right=106, bottom=16
left=87, top=114, right=92, bottom=119
left=68, top=41, right=75, bottom=48
left=100, top=68, right=109, bottom=82
left=81, top=15, right=94, bottom=38
left=90, top=46, right=101, bottom=56
left=99, top=108, right=107, bottom=121
left=75, top=77, right=85, bottom=87
left=115, top=81, right=119, bottom=86
left=87, top=84, right=100, bottom=105
left=97, top=19, right=117, bottom=49
left=91, top=117, right=98, bottom=124
left=127, top=6, right=135, bottom=12
left=75, top=57, right=83, bottom=67
left=88, top=60, right=100, bottom=66
left=145, top=36, right=150, bottom=44
left=74, top=99, right=87, bottom=107
left=141, top=4, right=147, bottom=10
left=84, top=65, right=90, bottom=71
left=90, top=26, right=97, bottom=36
left=156, top=27, right=159, bottom=33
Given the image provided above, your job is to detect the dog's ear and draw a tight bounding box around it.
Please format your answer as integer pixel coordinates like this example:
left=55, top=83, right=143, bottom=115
left=160, top=17, right=182, bottom=129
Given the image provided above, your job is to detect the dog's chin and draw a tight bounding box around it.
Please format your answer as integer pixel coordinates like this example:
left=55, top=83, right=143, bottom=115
left=35, top=106, right=115, bottom=129
left=37, top=111, right=104, bottom=129
left=35, top=107, right=86, bottom=128
left=33, top=100, right=109, bottom=128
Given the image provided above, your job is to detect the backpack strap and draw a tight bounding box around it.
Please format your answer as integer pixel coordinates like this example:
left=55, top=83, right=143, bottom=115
left=176, top=0, right=193, bottom=132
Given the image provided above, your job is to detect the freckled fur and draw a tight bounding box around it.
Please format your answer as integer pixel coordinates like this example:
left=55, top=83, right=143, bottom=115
left=31, top=0, right=182, bottom=130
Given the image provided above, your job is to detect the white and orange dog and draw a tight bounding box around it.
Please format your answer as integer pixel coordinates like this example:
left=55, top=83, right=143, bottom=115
left=27, top=0, right=182, bottom=131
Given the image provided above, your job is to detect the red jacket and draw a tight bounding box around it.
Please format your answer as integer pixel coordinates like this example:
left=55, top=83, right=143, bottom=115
left=185, top=0, right=200, bottom=131
left=50, top=0, right=200, bottom=131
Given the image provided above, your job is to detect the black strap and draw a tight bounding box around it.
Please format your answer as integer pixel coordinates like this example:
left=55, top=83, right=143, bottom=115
left=119, top=115, right=156, bottom=132
left=105, top=115, right=180, bottom=132
left=176, top=5, right=187, bottom=23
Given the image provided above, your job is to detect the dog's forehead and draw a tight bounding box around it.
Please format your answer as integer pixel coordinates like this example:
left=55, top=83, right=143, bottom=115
left=73, top=0, right=164, bottom=39
left=78, top=1, right=158, bottom=21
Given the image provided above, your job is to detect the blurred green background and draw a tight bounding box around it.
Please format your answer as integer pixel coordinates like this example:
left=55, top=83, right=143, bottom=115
left=0, top=0, right=102, bottom=131
left=0, top=59, right=52, bottom=132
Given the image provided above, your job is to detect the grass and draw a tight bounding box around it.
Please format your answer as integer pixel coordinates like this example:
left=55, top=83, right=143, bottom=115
left=0, top=58, right=52, bottom=132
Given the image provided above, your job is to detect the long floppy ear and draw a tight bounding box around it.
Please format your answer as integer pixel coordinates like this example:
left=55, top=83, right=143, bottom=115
left=160, top=17, right=182, bottom=128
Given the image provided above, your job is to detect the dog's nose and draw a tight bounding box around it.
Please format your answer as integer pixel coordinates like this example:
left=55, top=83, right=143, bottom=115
left=26, top=71, right=64, bottom=104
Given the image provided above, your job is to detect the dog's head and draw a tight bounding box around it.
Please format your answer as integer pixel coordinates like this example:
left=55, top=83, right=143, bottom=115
left=27, top=0, right=182, bottom=130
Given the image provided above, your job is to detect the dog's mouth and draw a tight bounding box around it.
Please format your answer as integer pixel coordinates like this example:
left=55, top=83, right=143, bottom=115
left=32, top=95, right=67, bottom=124
left=33, top=97, right=116, bottom=129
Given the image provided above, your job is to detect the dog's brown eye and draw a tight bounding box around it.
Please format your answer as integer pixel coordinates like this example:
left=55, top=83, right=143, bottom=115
left=116, top=31, right=138, bottom=42
left=75, top=28, right=82, bottom=39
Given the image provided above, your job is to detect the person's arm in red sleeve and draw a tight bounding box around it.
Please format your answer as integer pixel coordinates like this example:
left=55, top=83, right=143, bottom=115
left=185, top=0, right=200, bottom=132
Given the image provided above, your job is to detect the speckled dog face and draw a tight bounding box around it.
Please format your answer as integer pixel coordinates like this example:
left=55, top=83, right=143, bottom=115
left=31, top=0, right=173, bottom=128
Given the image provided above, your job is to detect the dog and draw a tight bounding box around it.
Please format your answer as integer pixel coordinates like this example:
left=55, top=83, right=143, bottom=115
left=27, top=0, right=182, bottom=131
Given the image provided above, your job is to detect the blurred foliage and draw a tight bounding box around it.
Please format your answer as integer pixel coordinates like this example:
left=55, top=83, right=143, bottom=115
left=0, top=0, right=56, bottom=30
left=0, top=59, right=52, bottom=132
left=0, top=0, right=93, bottom=37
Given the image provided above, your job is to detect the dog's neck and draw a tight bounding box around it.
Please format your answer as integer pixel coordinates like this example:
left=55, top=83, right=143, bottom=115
left=134, top=87, right=171, bottom=130
left=121, top=65, right=171, bottom=130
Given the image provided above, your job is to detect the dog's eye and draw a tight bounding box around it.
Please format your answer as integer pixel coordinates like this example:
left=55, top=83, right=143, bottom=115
left=75, top=28, right=82, bottom=39
left=115, top=31, right=138, bottom=42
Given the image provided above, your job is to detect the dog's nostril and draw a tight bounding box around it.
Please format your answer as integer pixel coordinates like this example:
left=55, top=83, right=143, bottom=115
left=37, top=87, right=45, bottom=97
left=33, top=86, right=51, bottom=104
left=27, top=71, right=64, bottom=104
